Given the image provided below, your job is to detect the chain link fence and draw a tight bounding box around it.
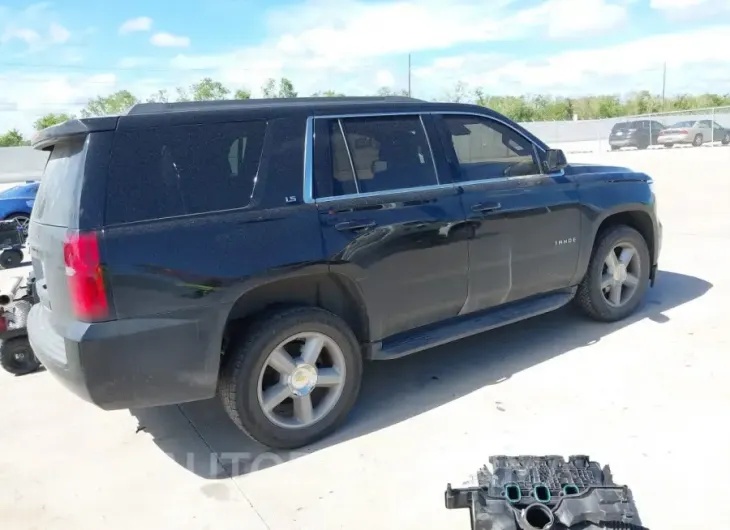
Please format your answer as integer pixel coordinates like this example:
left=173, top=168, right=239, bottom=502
left=518, top=105, right=730, bottom=154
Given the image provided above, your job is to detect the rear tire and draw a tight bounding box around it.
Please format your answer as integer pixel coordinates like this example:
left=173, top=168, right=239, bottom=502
left=1, top=337, right=41, bottom=376
left=575, top=225, right=651, bottom=322
left=663, top=143, right=673, bottom=148
left=610, top=146, right=620, bottom=151
left=218, top=306, right=363, bottom=449
left=693, top=134, right=703, bottom=147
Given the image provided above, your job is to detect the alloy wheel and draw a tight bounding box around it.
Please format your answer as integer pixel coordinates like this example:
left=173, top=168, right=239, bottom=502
left=601, top=243, right=641, bottom=308
left=256, top=331, right=347, bottom=429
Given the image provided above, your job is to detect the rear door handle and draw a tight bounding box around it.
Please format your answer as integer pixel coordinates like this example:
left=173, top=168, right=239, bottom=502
left=335, top=220, right=376, bottom=231
left=471, top=202, right=502, bottom=213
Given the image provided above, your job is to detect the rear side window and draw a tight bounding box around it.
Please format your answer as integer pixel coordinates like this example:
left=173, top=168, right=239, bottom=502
left=105, top=121, right=266, bottom=224
left=322, top=115, right=438, bottom=197
left=33, top=137, right=87, bottom=227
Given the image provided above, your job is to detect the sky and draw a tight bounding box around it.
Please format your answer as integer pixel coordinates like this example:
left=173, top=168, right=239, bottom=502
left=1, top=0, right=729, bottom=135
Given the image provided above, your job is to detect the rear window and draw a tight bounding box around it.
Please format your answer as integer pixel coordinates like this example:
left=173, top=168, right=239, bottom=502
left=32, top=137, right=87, bottom=227
left=611, top=121, right=641, bottom=131
left=105, top=121, right=267, bottom=225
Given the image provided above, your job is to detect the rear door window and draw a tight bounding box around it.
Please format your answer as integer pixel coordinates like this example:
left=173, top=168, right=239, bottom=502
left=320, top=114, right=438, bottom=197
left=32, top=136, right=87, bottom=227
left=105, top=121, right=266, bottom=224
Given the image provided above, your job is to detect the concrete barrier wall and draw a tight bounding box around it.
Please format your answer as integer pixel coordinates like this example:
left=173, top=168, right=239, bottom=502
left=517, top=108, right=730, bottom=146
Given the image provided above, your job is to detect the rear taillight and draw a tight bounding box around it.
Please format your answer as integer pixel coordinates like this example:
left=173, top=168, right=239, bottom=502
left=63, top=231, right=108, bottom=321
left=678, top=129, right=688, bottom=134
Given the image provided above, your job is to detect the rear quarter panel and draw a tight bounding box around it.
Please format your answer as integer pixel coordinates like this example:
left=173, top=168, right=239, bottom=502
left=101, top=114, right=325, bottom=394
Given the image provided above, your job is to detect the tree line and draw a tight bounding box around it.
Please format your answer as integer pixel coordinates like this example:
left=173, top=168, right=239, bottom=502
left=2, top=76, right=730, bottom=147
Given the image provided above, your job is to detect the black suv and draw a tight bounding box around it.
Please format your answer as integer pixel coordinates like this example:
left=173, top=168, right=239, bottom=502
left=27, top=97, right=662, bottom=449
left=608, top=119, right=666, bottom=150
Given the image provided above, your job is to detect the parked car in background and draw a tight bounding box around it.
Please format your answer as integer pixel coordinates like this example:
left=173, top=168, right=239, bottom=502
left=698, top=120, right=730, bottom=145
left=657, top=119, right=730, bottom=147
left=608, top=119, right=666, bottom=150
left=0, top=180, right=38, bottom=235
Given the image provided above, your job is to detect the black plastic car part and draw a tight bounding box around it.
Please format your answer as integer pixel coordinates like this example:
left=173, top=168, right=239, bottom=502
left=445, top=455, right=648, bottom=530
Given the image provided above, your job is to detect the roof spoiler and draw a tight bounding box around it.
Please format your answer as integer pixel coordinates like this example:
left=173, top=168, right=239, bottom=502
left=31, top=116, right=119, bottom=150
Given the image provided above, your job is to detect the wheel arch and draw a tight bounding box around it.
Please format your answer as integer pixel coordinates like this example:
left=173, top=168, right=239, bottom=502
left=220, top=272, right=371, bottom=361
left=575, top=207, right=657, bottom=285
left=3, top=211, right=32, bottom=220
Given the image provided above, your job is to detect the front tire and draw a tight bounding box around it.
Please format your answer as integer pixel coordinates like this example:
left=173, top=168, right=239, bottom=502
left=219, top=306, right=363, bottom=449
left=575, top=225, right=651, bottom=322
left=722, top=133, right=730, bottom=145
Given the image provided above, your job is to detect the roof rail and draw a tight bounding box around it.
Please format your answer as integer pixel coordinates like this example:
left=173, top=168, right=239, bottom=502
left=125, top=96, right=425, bottom=115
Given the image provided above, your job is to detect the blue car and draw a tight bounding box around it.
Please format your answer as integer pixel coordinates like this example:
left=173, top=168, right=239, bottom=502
left=0, top=181, right=39, bottom=234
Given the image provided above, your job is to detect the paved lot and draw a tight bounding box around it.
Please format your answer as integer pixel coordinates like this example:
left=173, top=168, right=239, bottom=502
left=1, top=147, right=728, bottom=530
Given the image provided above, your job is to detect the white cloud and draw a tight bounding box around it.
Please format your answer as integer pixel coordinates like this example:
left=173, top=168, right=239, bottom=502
left=650, top=0, right=730, bottom=17
left=514, top=0, right=627, bottom=39
left=413, top=25, right=730, bottom=97
left=49, top=23, right=70, bottom=44
left=118, top=16, right=153, bottom=35
left=150, top=32, right=190, bottom=48
left=2, top=0, right=728, bottom=140
left=0, top=71, right=119, bottom=135
left=1, top=28, right=41, bottom=44
left=375, top=70, right=396, bottom=88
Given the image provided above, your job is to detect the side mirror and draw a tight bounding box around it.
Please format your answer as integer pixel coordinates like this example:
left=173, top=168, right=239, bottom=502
left=544, top=149, right=567, bottom=173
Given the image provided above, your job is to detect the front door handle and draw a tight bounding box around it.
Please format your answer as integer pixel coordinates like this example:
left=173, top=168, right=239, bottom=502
left=471, top=202, right=502, bottom=213
left=335, top=220, right=376, bottom=231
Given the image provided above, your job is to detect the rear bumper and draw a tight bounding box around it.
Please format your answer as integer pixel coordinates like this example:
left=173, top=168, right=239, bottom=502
left=608, top=138, right=636, bottom=147
left=657, top=134, right=690, bottom=144
left=27, top=304, right=222, bottom=410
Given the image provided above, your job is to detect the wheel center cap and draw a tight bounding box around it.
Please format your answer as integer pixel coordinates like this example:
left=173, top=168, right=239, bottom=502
left=288, top=364, right=318, bottom=397
left=614, top=264, right=628, bottom=283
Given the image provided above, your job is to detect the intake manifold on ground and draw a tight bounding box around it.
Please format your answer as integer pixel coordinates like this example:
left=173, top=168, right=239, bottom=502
left=445, top=455, right=648, bottom=530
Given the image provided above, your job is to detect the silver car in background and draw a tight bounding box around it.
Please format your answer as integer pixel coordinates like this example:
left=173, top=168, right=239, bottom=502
left=657, top=120, right=717, bottom=147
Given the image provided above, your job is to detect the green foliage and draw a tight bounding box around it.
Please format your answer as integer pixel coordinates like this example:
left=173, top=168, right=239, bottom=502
left=0, top=129, right=28, bottom=147
left=472, top=90, right=730, bottom=122
left=177, top=77, right=231, bottom=102
left=262, top=78, right=298, bottom=98
left=376, top=87, right=409, bottom=97
left=7, top=75, right=730, bottom=142
left=33, top=113, right=75, bottom=131
left=312, top=90, right=346, bottom=97
left=146, top=89, right=171, bottom=103
left=81, top=90, right=139, bottom=117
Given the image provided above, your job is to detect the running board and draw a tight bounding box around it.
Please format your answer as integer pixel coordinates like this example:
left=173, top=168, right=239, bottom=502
left=367, top=290, right=575, bottom=361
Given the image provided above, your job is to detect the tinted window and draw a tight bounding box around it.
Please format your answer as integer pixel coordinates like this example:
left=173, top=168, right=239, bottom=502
left=323, top=115, right=438, bottom=196
left=33, top=136, right=87, bottom=227
left=441, top=115, right=539, bottom=181
left=612, top=121, right=640, bottom=131
left=105, top=121, right=266, bottom=224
